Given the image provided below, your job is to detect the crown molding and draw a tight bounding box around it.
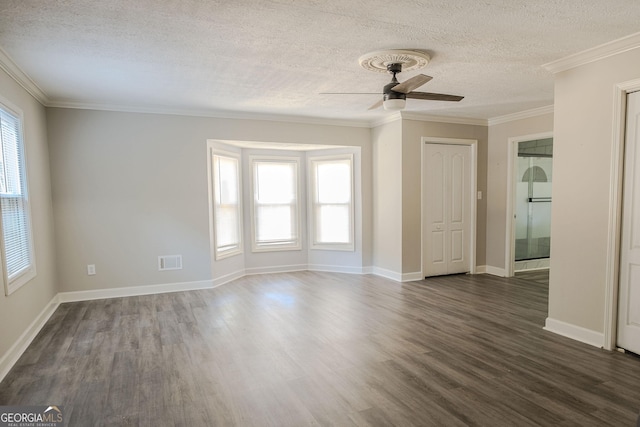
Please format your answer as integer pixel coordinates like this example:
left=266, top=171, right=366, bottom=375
left=0, top=46, right=49, bottom=104
left=46, top=100, right=374, bottom=128
left=488, top=105, right=554, bottom=126
left=369, top=112, right=403, bottom=127
left=543, top=31, right=640, bottom=74
left=400, top=111, right=488, bottom=126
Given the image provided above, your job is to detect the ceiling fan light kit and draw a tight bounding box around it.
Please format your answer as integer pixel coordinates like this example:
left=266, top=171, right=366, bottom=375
left=382, top=98, right=406, bottom=111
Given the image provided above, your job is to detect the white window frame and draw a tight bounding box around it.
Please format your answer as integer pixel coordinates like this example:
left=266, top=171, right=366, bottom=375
left=209, top=149, right=243, bottom=260
left=308, top=154, right=355, bottom=251
left=250, top=155, right=301, bottom=252
left=0, top=99, right=36, bottom=295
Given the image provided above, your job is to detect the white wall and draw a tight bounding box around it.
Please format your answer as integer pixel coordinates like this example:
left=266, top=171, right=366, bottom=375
left=372, top=120, right=403, bottom=276
left=371, top=117, right=488, bottom=279
left=402, top=119, right=488, bottom=274
left=46, top=108, right=373, bottom=292
left=549, top=47, right=640, bottom=336
left=0, top=68, right=58, bottom=360
left=485, top=113, right=554, bottom=272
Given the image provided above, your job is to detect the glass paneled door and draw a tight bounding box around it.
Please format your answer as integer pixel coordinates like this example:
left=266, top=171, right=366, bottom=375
left=515, top=139, right=553, bottom=264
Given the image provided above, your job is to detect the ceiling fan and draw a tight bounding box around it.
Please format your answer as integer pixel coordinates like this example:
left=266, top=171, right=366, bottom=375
left=323, top=49, right=464, bottom=111
left=368, top=62, right=463, bottom=110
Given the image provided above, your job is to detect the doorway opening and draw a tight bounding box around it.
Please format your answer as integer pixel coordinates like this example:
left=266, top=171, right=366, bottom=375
left=515, top=138, right=553, bottom=271
left=506, top=133, right=553, bottom=277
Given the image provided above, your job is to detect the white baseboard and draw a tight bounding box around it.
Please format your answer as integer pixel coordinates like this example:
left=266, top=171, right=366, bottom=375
left=484, top=266, right=507, bottom=277
left=475, top=265, right=487, bottom=274
left=212, top=269, right=245, bottom=287
left=371, top=267, right=402, bottom=282
left=58, top=279, right=215, bottom=303
left=244, top=264, right=307, bottom=276
left=544, top=317, right=604, bottom=348
left=370, top=268, right=424, bottom=282
left=308, top=264, right=374, bottom=275
left=0, top=295, right=60, bottom=383
left=401, top=272, right=423, bottom=282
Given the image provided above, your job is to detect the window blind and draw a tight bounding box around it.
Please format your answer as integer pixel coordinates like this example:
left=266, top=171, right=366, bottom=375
left=310, top=156, right=354, bottom=249
left=0, top=108, right=33, bottom=283
left=213, top=154, right=242, bottom=257
left=252, top=159, right=299, bottom=249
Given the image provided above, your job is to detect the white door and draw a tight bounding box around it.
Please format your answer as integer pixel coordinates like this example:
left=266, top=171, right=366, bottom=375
left=423, top=143, right=471, bottom=277
left=618, top=91, right=640, bottom=355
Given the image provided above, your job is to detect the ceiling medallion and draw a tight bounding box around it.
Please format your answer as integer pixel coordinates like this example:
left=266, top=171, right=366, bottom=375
left=358, top=49, right=431, bottom=73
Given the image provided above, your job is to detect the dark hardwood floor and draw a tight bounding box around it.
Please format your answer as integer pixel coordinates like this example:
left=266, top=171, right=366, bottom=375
left=1, top=271, right=639, bottom=426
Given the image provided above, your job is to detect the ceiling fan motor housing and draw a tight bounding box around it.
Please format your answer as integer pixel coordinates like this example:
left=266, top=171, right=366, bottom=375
left=383, top=81, right=406, bottom=101
left=384, top=63, right=406, bottom=101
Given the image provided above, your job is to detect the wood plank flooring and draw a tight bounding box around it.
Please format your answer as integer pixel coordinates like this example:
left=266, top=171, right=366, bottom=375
left=1, top=271, right=640, bottom=426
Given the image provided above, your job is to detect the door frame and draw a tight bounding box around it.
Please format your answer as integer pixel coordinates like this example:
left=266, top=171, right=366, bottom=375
left=604, top=78, right=640, bottom=351
left=505, top=132, right=554, bottom=278
left=421, top=137, right=477, bottom=277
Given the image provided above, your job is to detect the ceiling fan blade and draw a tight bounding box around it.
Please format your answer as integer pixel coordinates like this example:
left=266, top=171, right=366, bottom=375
left=406, top=91, right=464, bottom=102
left=368, top=99, right=384, bottom=110
left=391, top=74, right=433, bottom=94
left=320, top=92, right=380, bottom=95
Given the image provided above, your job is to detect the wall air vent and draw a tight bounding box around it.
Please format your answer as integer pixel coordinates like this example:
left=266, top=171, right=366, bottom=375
left=158, top=254, right=182, bottom=271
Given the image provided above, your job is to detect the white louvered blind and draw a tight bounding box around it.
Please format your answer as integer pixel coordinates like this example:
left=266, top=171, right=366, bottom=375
left=0, top=107, right=34, bottom=290
left=252, top=159, right=300, bottom=250
left=212, top=154, right=242, bottom=258
left=310, top=155, right=354, bottom=250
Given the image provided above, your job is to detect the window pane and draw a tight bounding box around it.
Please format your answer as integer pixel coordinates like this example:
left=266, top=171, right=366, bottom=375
left=256, top=162, right=294, bottom=203
left=215, top=205, right=239, bottom=249
left=252, top=159, right=299, bottom=249
left=0, top=107, right=34, bottom=285
left=217, top=157, right=238, bottom=204
left=311, top=156, right=353, bottom=249
left=212, top=154, right=241, bottom=257
left=317, top=205, right=350, bottom=243
left=317, top=161, right=350, bottom=204
left=257, top=205, right=294, bottom=242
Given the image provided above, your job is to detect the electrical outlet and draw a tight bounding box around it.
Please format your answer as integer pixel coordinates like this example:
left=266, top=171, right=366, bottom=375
left=87, top=264, right=96, bottom=275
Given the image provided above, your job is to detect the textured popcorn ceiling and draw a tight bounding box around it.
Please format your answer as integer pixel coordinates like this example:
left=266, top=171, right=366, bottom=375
left=1, top=0, right=640, bottom=122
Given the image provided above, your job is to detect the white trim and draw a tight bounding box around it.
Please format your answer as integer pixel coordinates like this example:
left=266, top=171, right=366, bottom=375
left=45, top=100, right=374, bottom=128
left=484, top=266, right=507, bottom=277
left=0, top=47, right=48, bottom=105
left=372, top=267, right=403, bottom=282
left=249, top=155, right=302, bottom=253
left=308, top=264, right=371, bottom=275
left=421, top=137, right=478, bottom=278
left=543, top=31, right=640, bottom=74
left=488, top=106, right=554, bottom=126
left=307, top=153, right=355, bottom=252
left=400, top=111, right=488, bottom=126
left=370, top=112, right=403, bottom=127
left=505, top=132, right=554, bottom=278
left=212, top=269, right=245, bottom=287
left=544, top=318, right=604, bottom=348
left=475, top=265, right=487, bottom=274
left=209, top=148, right=244, bottom=260
left=0, top=294, right=60, bottom=383
left=604, top=79, right=640, bottom=351
left=57, top=280, right=214, bottom=303
left=402, top=272, right=423, bottom=282
left=244, top=264, right=308, bottom=275
left=0, top=96, right=38, bottom=296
